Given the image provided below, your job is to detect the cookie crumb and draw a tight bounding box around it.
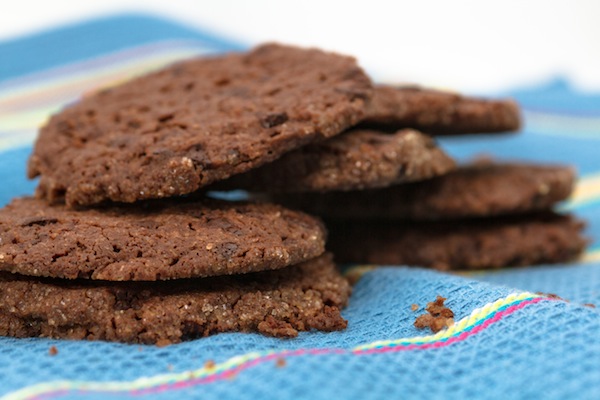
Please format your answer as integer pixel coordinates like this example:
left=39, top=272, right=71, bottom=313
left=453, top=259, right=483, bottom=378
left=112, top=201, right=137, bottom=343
left=276, top=358, right=287, bottom=368
left=411, top=304, right=419, bottom=311
left=414, top=295, right=455, bottom=333
left=204, top=360, right=216, bottom=369
left=584, top=303, right=596, bottom=308
left=48, top=346, right=58, bottom=356
left=536, top=292, right=567, bottom=301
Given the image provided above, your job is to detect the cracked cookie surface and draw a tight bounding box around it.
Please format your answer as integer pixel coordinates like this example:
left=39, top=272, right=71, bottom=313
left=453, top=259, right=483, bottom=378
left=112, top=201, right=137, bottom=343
left=0, top=197, right=326, bottom=281
left=28, top=43, right=372, bottom=206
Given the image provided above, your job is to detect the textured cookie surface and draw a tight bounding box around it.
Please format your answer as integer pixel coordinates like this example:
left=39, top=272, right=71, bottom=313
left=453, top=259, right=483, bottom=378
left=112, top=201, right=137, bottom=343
left=362, top=85, right=521, bottom=134
left=213, top=129, right=456, bottom=192
left=326, top=213, right=587, bottom=270
left=28, top=43, right=372, bottom=206
left=0, top=253, right=351, bottom=344
left=272, top=162, right=576, bottom=220
left=0, top=197, right=326, bottom=281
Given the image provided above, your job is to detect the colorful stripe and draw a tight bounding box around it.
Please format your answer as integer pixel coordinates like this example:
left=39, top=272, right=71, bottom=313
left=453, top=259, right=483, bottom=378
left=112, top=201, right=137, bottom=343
left=0, top=40, right=217, bottom=152
left=2, top=292, right=550, bottom=400
left=523, top=110, right=600, bottom=139
left=2, top=42, right=599, bottom=153
left=561, top=171, right=600, bottom=211
left=581, top=247, right=600, bottom=263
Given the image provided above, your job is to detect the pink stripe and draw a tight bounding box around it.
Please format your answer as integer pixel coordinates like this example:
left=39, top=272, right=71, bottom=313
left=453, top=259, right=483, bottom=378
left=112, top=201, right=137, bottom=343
left=33, top=390, right=71, bottom=400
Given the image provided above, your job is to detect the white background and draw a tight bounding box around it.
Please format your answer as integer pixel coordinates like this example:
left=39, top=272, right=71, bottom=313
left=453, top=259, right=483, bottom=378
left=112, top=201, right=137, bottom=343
left=1, top=0, right=599, bottom=93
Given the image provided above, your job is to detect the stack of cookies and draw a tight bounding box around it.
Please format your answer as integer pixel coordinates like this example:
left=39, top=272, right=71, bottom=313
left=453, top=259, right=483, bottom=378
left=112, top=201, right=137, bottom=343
left=218, top=86, right=588, bottom=271
left=0, top=43, right=375, bottom=344
left=271, top=159, right=586, bottom=270
left=0, top=43, right=588, bottom=345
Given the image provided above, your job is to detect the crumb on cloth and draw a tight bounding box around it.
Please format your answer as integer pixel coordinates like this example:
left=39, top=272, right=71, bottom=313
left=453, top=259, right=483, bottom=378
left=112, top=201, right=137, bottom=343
left=536, top=292, right=566, bottom=301
left=414, top=295, right=455, bottom=333
left=48, top=346, right=58, bottom=356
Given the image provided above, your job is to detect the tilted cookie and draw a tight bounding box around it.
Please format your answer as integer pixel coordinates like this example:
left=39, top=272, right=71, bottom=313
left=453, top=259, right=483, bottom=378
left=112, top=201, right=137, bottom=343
left=362, top=85, right=521, bottom=134
left=326, top=213, right=587, bottom=270
left=212, top=128, right=456, bottom=192
left=28, top=43, right=372, bottom=206
left=270, top=162, right=576, bottom=220
left=0, top=197, right=326, bottom=281
left=0, top=253, right=351, bottom=344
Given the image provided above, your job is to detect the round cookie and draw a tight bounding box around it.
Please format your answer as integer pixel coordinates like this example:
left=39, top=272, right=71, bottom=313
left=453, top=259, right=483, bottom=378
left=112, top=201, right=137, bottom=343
left=213, top=128, right=456, bottom=192
left=0, top=197, right=326, bottom=281
left=28, top=43, right=373, bottom=206
left=0, top=253, right=351, bottom=344
left=362, top=85, right=521, bottom=135
left=270, top=162, right=576, bottom=220
left=326, top=213, right=587, bottom=270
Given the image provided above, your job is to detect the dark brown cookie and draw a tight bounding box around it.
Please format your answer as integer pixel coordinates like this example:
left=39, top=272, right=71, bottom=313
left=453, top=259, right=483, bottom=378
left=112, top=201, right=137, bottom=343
left=326, top=213, right=587, bottom=270
left=0, top=197, right=326, bottom=281
left=271, top=162, right=576, bottom=220
left=361, top=85, right=521, bottom=134
left=212, top=128, right=456, bottom=192
left=0, top=253, right=351, bottom=344
left=28, top=43, right=372, bottom=207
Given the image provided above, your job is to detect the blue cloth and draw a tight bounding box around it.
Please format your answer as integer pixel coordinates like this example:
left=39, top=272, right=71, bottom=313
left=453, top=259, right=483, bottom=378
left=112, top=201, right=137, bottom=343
left=1, top=14, right=599, bottom=400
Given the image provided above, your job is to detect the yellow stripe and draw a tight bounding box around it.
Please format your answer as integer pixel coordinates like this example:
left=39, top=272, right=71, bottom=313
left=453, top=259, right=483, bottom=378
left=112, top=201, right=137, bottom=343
left=0, top=47, right=207, bottom=134
left=562, top=172, right=600, bottom=210
left=524, top=110, right=600, bottom=139
left=581, top=248, right=600, bottom=263
left=0, top=130, right=37, bottom=152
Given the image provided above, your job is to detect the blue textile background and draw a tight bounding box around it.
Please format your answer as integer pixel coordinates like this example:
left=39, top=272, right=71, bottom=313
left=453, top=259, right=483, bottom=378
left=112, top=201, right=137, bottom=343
left=1, top=14, right=599, bottom=400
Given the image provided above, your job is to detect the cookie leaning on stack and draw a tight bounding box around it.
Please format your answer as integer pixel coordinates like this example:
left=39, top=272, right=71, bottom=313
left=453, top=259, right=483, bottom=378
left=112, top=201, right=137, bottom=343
left=28, top=43, right=372, bottom=207
left=0, top=43, right=377, bottom=344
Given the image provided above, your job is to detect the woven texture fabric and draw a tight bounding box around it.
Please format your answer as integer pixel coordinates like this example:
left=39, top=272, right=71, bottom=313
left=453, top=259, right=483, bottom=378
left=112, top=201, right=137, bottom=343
left=1, top=14, right=600, bottom=400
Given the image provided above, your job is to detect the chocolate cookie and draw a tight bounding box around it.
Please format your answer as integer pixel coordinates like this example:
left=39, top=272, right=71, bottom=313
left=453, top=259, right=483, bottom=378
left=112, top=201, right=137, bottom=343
left=0, top=253, right=351, bottom=344
left=212, top=129, right=456, bottom=192
left=0, top=197, right=326, bottom=281
left=271, top=162, right=576, bottom=220
left=362, top=85, right=521, bottom=134
left=326, top=213, right=587, bottom=270
left=28, top=43, right=372, bottom=206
